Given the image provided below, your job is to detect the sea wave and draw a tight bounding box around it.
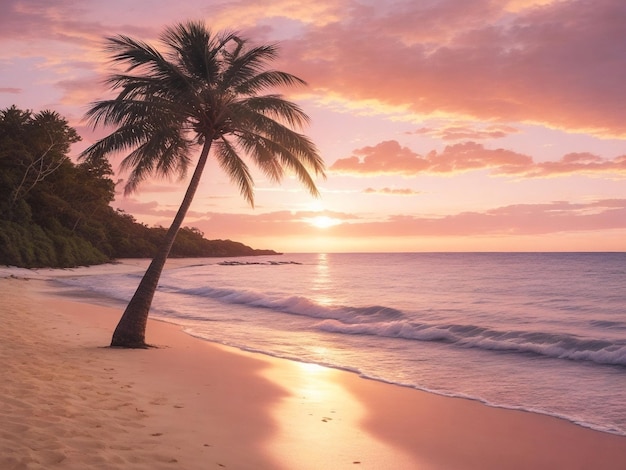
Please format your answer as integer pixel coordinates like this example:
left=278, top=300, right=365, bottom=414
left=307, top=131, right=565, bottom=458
left=316, top=319, right=626, bottom=367
left=172, top=284, right=405, bottom=323
left=162, top=283, right=626, bottom=367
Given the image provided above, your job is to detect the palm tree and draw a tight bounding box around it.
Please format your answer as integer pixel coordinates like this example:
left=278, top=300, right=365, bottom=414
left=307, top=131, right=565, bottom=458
left=81, top=21, right=325, bottom=348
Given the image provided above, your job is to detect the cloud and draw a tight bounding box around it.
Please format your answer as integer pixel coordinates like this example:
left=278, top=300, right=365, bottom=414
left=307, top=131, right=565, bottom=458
left=0, top=88, right=21, bottom=94
left=206, top=0, right=343, bottom=30
left=280, top=0, right=626, bottom=136
left=113, top=198, right=205, bottom=220
left=363, top=187, right=421, bottom=196
left=57, top=75, right=109, bottom=107
left=331, top=141, right=430, bottom=175
left=190, top=211, right=319, bottom=238
left=0, top=0, right=154, bottom=45
left=331, top=140, right=626, bottom=178
left=332, top=199, right=626, bottom=237
left=331, top=140, right=531, bottom=175
left=411, top=124, right=521, bottom=141
left=505, top=0, right=560, bottom=13
left=1, top=1, right=96, bottom=45
left=506, top=153, right=626, bottom=177
left=5, top=0, right=626, bottom=136
left=185, top=199, right=626, bottom=240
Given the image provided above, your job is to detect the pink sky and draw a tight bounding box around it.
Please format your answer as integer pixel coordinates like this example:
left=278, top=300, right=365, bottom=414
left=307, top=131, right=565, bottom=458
left=1, top=0, right=625, bottom=252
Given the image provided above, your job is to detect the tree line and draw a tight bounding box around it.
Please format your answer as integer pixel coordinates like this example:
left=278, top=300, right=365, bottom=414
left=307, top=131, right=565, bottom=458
left=0, top=105, right=277, bottom=268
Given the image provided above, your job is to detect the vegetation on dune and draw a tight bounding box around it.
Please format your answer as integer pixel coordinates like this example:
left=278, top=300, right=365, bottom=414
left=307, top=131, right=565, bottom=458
left=0, top=105, right=278, bottom=269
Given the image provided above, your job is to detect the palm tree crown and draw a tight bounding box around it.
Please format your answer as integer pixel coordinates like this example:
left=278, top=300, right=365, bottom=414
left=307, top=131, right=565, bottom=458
left=83, top=21, right=324, bottom=201
left=81, top=21, right=325, bottom=348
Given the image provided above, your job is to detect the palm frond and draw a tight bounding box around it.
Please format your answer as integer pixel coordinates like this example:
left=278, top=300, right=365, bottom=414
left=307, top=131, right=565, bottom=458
left=233, top=95, right=311, bottom=129
left=119, top=131, right=191, bottom=194
left=234, top=70, right=307, bottom=96
left=161, top=21, right=238, bottom=84
left=105, top=34, right=204, bottom=111
left=232, top=130, right=322, bottom=197
left=229, top=108, right=324, bottom=176
left=223, top=133, right=284, bottom=183
left=220, top=43, right=278, bottom=90
left=105, top=35, right=166, bottom=73
left=214, top=139, right=255, bottom=205
left=84, top=97, right=183, bottom=128
left=80, top=122, right=153, bottom=161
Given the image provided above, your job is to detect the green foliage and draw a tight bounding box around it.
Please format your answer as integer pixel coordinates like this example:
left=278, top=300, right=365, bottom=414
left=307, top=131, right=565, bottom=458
left=0, top=105, right=278, bottom=268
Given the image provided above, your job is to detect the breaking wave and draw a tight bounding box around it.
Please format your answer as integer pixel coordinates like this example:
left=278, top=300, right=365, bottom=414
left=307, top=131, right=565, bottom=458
left=167, top=283, right=626, bottom=367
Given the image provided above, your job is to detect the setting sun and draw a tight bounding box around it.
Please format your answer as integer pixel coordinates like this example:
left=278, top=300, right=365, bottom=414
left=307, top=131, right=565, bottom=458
left=306, top=215, right=342, bottom=229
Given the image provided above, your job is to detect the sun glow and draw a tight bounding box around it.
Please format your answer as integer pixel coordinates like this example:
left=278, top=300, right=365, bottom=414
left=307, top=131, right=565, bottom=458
left=306, top=215, right=342, bottom=229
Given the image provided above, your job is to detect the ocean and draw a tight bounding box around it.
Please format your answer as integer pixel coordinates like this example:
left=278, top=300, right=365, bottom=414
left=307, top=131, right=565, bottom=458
left=52, top=252, right=626, bottom=436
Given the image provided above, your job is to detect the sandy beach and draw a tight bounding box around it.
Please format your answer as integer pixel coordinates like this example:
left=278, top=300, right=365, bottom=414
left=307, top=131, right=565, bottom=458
left=1, top=268, right=625, bottom=469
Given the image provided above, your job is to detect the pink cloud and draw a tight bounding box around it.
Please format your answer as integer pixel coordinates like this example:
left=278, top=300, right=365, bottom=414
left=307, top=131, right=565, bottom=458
left=499, top=153, right=626, bottom=177
left=0, top=88, right=21, bottom=94
left=191, top=211, right=316, bottom=238
left=363, top=187, right=421, bottom=196
left=331, top=141, right=531, bottom=175
left=0, top=0, right=154, bottom=44
left=113, top=198, right=205, bottom=220
left=5, top=0, right=625, bottom=137
left=331, top=199, right=626, bottom=237
left=411, top=124, right=520, bottom=141
left=331, top=140, right=626, bottom=178
left=331, top=141, right=431, bottom=175
left=182, top=199, right=626, bottom=240
left=281, top=0, right=626, bottom=136
left=57, top=75, right=109, bottom=107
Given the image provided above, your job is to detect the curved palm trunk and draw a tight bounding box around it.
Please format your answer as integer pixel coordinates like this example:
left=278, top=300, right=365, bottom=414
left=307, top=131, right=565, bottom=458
left=111, top=139, right=213, bottom=348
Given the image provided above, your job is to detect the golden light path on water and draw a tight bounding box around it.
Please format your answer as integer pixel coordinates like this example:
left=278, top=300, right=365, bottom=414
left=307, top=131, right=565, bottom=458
left=312, top=253, right=335, bottom=307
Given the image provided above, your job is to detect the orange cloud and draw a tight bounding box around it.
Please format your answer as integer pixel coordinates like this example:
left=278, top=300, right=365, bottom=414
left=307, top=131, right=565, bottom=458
left=331, top=140, right=626, bottom=178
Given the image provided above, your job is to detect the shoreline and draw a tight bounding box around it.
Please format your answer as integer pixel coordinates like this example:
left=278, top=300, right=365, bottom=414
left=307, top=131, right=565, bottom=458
left=2, top=268, right=626, bottom=468
left=181, top=323, right=625, bottom=439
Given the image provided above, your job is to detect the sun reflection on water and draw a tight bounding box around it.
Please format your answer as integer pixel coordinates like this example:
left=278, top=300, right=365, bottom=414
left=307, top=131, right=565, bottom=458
left=312, top=253, right=335, bottom=306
